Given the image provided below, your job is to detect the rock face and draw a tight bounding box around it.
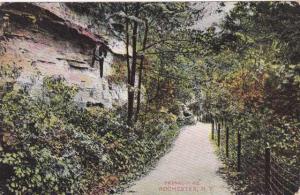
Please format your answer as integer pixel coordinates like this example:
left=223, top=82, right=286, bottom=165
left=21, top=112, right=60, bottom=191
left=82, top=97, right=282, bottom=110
left=191, top=2, right=235, bottom=31
left=0, top=3, right=128, bottom=108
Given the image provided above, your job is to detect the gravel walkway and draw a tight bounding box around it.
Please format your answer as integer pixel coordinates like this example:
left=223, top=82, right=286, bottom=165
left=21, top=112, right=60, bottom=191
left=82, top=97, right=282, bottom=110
left=123, top=122, right=232, bottom=195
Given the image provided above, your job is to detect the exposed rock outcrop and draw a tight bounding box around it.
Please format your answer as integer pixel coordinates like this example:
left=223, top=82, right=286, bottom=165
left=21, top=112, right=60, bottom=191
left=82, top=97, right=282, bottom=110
left=169, top=101, right=197, bottom=125
left=0, top=3, right=128, bottom=108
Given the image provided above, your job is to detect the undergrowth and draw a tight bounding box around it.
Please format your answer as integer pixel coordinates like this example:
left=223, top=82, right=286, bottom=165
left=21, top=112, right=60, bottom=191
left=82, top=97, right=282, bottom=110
left=0, top=73, right=182, bottom=194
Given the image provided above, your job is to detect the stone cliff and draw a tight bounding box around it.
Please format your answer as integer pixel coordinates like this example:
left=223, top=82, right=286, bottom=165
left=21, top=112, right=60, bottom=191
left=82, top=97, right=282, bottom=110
left=0, top=3, right=128, bottom=108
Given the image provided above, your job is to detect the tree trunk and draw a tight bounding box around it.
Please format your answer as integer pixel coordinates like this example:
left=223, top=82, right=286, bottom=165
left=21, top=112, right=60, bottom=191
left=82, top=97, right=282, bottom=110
left=155, top=58, right=164, bottom=107
left=127, top=5, right=139, bottom=126
left=135, top=19, right=148, bottom=122
left=125, top=6, right=132, bottom=125
left=125, top=6, right=131, bottom=82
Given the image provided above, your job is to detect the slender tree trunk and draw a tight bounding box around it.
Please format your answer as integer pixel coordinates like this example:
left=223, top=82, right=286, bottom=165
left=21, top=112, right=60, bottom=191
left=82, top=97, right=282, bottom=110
left=135, top=20, right=148, bottom=122
left=125, top=7, right=131, bottom=82
left=127, top=5, right=139, bottom=126
left=125, top=6, right=132, bottom=125
left=155, top=58, right=163, bottom=107
left=155, top=76, right=160, bottom=109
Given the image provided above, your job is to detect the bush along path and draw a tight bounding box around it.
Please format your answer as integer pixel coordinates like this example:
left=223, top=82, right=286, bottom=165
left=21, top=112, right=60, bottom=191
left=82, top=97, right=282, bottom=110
left=210, top=119, right=300, bottom=194
left=0, top=75, right=182, bottom=194
left=123, top=123, right=232, bottom=195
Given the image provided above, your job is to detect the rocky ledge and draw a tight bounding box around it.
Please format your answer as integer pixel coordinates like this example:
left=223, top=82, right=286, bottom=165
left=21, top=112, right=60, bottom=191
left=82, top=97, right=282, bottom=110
left=0, top=3, right=128, bottom=108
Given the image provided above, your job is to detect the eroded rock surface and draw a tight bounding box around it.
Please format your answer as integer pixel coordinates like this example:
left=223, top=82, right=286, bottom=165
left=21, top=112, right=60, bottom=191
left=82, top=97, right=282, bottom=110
left=0, top=2, right=128, bottom=108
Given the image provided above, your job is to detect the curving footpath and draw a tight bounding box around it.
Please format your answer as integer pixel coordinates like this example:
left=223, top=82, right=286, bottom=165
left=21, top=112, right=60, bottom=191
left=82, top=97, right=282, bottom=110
left=123, top=122, right=232, bottom=195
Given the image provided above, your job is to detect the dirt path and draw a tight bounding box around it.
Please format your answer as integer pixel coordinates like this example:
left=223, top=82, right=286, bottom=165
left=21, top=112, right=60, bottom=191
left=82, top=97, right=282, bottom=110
left=123, top=122, right=232, bottom=195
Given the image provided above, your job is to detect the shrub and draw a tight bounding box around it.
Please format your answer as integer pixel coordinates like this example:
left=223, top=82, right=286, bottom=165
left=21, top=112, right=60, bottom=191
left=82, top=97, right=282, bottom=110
left=0, top=75, right=181, bottom=194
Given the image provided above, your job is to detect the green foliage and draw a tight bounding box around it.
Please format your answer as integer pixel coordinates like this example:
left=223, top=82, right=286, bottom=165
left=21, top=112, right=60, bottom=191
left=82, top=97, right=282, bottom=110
left=3, top=2, right=298, bottom=194
left=1, top=3, right=201, bottom=193
left=200, top=2, right=300, bottom=193
left=0, top=77, right=102, bottom=194
left=0, top=75, right=180, bottom=194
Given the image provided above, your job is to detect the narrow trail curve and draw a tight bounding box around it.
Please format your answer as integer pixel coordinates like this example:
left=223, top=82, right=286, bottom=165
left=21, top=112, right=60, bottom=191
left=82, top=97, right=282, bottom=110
left=123, top=122, right=232, bottom=195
